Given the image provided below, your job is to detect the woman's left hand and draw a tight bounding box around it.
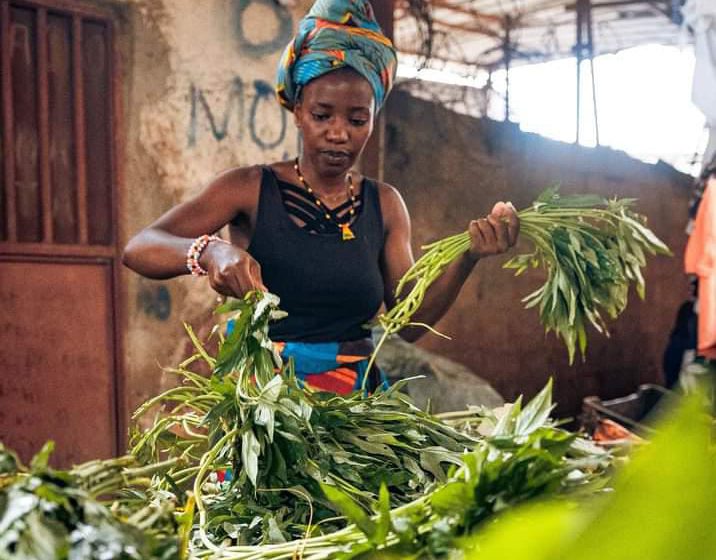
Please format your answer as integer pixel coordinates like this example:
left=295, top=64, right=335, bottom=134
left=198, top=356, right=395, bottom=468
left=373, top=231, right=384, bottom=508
left=467, top=201, right=520, bottom=261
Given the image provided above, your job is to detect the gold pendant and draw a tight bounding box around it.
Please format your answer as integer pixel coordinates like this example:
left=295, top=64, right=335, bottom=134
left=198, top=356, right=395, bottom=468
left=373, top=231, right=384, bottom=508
left=341, top=223, right=355, bottom=241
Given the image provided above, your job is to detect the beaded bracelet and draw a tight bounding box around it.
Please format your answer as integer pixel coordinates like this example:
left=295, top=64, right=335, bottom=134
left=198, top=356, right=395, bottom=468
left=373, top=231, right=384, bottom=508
left=186, top=234, right=228, bottom=276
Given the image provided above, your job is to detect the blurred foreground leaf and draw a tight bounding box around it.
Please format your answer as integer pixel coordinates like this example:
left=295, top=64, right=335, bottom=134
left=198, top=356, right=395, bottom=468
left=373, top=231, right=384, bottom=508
left=462, top=391, right=716, bottom=560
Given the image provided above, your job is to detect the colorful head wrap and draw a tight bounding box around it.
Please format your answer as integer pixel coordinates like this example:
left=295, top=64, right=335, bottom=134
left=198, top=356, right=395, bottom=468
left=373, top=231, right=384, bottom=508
left=276, top=0, right=397, bottom=113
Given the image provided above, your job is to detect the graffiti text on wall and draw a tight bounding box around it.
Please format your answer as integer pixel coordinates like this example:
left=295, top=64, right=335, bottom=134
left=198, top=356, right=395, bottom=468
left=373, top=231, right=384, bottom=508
left=188, top=77, right=287, bottom=150
left=234, top=0, right=292, bottom=57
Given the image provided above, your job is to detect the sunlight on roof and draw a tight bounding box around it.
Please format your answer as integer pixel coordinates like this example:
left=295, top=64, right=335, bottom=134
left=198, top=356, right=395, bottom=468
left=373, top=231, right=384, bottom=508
left=398, top=44, right=707, bottom=176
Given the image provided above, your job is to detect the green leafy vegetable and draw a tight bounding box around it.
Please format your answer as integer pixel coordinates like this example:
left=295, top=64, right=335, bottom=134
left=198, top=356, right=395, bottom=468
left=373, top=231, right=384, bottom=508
left=129, top=292, right=480, bottom=550
left=369, top=187, right=671, bottom=371
left=459, top=389, right=716, bottom=560
left=0, top=446, right=179, bottom=560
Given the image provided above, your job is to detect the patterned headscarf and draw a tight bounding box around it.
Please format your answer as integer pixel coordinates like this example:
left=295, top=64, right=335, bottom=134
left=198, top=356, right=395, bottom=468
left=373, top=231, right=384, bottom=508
left=276, top=0, right=397, bottom=113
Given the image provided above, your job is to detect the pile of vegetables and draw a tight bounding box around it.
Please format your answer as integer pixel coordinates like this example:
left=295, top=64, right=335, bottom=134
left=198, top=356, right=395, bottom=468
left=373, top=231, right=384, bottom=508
left=130, top=293, right=481, bottom=548
left=278, top=381, right=612, bottom=560
left=4, top=376, right=710, bottom=560
left=0, top=190, right=689, bottom=559
left=123, top=293, right=610, bottom=558
left=0, top=443, right=180, bottom=559
left=0, top=292, right=613, bottom=559
left=372, top=187, right=670, bottom=369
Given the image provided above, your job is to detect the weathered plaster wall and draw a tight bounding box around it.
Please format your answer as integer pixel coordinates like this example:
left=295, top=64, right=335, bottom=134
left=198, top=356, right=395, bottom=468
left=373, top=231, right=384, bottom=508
left=383, top=89, right=693, bottom=418
left=116, top=0, right=311, bottom=419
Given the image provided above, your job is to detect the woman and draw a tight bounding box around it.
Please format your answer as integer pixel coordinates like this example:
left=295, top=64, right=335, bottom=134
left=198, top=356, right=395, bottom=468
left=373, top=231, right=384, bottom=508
left=122, top=0, right=519, bottom=394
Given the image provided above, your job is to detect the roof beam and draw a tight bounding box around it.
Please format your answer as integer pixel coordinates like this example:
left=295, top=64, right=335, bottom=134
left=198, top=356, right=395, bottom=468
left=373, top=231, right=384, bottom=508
left=428, top=0, right=504, bottom=24
left=566, top=0, right=673, bottom=20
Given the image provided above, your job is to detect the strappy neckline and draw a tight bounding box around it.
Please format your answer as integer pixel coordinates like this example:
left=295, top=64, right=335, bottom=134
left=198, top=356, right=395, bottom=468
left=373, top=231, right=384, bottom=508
left=267, top=167, right=367, bottom=236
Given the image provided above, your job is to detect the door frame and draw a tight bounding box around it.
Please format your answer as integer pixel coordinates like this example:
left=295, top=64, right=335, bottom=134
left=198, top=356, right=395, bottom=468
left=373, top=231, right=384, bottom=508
left=0, top=0, right=126, bottom=455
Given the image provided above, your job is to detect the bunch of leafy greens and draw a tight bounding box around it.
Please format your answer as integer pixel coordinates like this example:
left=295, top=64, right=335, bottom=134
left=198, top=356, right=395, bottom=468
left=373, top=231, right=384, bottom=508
left=0, top=442, right=180, bottom=560
left=294, top=385, right=712, bottom=560
left=453, top=387, right=715, bottom=560
left=369, top=187, right=670, bottom=374
left=129, top=295, right=612, bottom=560
left=129, top=293, right=480, bottom=551
left=310, top=381, right=611, bottom=559
left=177, top=379, right=609, bottom=559
left=2, top=292, right=614, bottom=559
left=244, top=386, right=713, bottom=560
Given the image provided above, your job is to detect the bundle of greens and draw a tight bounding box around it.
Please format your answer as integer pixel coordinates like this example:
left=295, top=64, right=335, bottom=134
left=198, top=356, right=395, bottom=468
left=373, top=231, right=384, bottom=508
left=129, top=293, right=479, bottom=550
left=371, top=187, right=671, bottom=367
left=183, top=381, right=611, bottom=559
left=0, top=442, right=180, bottom=560
left=126, top=293, right=613, bottom=558
left=1, top=291, right=614, bottom=559
left=285, top=384, right=711, bottom=560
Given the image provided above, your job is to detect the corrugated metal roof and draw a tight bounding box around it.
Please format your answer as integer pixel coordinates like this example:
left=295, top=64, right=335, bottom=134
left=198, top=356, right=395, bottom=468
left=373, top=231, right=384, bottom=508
left=395, top=0, right=688, bottom=70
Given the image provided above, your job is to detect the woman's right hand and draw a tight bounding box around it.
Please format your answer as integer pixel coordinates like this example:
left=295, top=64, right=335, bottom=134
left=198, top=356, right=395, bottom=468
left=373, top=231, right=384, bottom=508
left=201, top=241, right=267, bottom=298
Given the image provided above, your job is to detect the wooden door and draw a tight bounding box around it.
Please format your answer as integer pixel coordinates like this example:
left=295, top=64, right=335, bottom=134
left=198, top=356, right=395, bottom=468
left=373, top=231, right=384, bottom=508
left=0, top=0, right=123, bottom=467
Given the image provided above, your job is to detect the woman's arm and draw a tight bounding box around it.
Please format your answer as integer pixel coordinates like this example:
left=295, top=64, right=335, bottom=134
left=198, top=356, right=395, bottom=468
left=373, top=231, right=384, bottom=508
left=378, top=184, right=519, bottom=342
left=122, top=165, right=266, bottom=296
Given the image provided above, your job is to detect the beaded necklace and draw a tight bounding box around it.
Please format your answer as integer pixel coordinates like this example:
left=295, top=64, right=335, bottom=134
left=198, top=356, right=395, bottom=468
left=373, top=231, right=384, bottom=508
left=293, top=157, right=357, bottom=241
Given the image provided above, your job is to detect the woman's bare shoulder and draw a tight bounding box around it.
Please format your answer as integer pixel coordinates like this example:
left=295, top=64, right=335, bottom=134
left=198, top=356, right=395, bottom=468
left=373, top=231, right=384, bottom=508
left=263, top=160, right=295, bottom=183
left=366, top=179, right=409, bottom=236
left=200, top=164, right=266, bottom=211
left=374, top=180, right=408, bottom=215
left=209, top=164, right=263, bottom=193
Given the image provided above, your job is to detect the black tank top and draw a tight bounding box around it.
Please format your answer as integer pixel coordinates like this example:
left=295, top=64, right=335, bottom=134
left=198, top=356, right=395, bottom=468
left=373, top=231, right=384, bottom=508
left=247, top=167, right=385, bottom=342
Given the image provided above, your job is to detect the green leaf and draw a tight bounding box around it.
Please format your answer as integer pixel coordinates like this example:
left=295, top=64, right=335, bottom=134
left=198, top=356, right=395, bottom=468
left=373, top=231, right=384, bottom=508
left=492, top=397, right=522, bottom=436
left=254, top=404, right=276, bottom=443
left=621, top=214, right=671, bottom=255
left=514, top=379, right=554, bottom=436
left=241, top=430, right=261, bottom=488
left=20, top=509, right=67, bottom=558
left=343, top=434, right=400, bottom=463
left=253, top=292, right=281, bottom=322
left=371, top=482, right=392, bottom=546
left=214, top=296, right=250, bottom=316
left=0, top=444, right=20, bottom=475
left=418, top=448, right=462, bottom=482
left=431, top=480, right=472, bottom=515
left=259, top=375, right=283, bottom=403
left=29, top=441, right=55, bottom=471
left=320, top=482, right=375, bottom=537
left=0, top=488, right=39, bottom=535
left=265, top=515, right=287, bottom=543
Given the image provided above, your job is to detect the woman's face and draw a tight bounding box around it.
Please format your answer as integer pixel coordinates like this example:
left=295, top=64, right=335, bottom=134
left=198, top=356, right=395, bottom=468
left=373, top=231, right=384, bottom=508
left=294, top=68, right=375, bottom=177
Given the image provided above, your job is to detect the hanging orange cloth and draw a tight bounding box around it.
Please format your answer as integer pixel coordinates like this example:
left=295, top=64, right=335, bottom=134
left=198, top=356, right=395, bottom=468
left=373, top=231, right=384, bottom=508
left=685, top=176, right=716, bottom=359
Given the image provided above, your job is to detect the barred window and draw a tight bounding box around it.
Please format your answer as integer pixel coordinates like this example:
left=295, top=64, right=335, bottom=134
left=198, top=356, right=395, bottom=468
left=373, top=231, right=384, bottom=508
left=1, top=0, right=114, bottom=249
